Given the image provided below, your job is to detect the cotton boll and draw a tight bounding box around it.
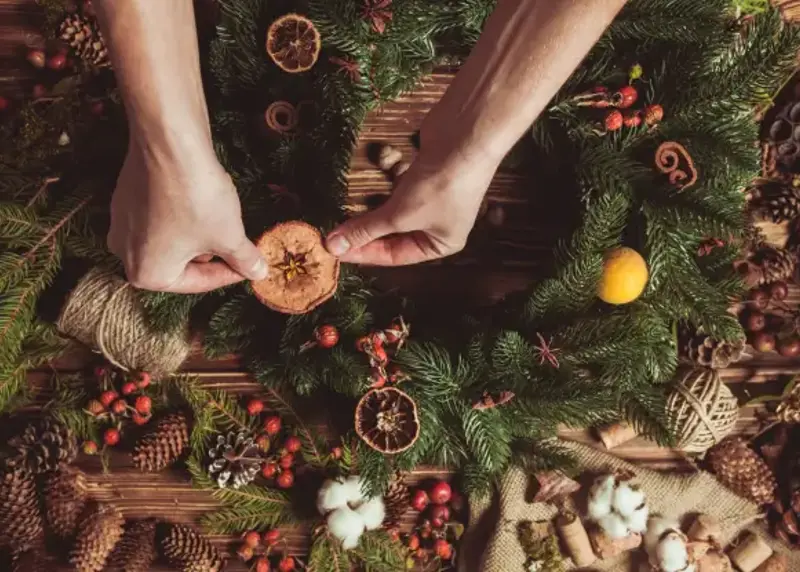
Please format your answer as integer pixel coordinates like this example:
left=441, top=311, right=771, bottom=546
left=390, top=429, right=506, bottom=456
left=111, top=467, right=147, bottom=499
left=317, top=479, right=351, bottom=514
left=644, top=516, right=681, bottom=557
left=587, top=474, right=615, bottom=521
left=612, top=482, right=646, bottom=518
left=327, top=506, right=366, bottom=549
left=597, top=512, right=629, bottom=539
left=355, top=496, right=386, bottom=530
left=342, top=475, right=367, bottom=505
left=624, top=503, right=649, bottom=534
left=655, top=530, right=690, bottom=572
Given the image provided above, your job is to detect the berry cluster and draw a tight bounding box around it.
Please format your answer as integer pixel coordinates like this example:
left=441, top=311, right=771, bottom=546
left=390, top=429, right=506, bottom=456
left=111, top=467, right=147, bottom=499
left=402, top=480, right=466, bottom=569
left=741, top=281, right=800, bottom=356
left=82, top=366, right=154, bottom=453
left=237, top=528, right=298, bottom=571
left=355, top=316, right=411, bottom=389
left=245, top=399, right=302, bottom=489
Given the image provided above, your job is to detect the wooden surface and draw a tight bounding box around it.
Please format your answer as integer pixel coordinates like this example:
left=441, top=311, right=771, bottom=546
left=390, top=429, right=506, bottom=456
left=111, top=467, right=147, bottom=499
left=4, top=0, right=800, bottom=569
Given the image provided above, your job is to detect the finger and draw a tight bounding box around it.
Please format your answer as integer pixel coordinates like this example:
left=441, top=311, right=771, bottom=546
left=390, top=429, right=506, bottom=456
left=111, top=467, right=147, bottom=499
left=193, top=254, right=214, bottom=263
left=337, top=232, right=438, bottom=266
left=217, top=236, right=268, bottom=281
left=160, top=261, right=246, bottom=293
left=326, top=208, right=398, bottom=258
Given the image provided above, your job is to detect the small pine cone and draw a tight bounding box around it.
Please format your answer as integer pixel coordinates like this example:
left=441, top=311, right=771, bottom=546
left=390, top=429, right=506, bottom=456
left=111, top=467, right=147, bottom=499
left=44, top=463, right=88, bottom=538
left=735, top=244, right=796, bottom=287
left=132, top=412, right=189, bottom=472
left=682, top=329, right=744, bottom=369
left=0, top=467, right=44, bottom=554
left=708, top=437, right=777, bottom=505
left=158, top=522, right=225, bottom=572
left=6, top=418, right=77, bottom=474
left=752, top=180, right=800, bottom=223
left=106, top=519, right=158, bottom=572
left=776, top=382, right=800, bottom=424
left=70, top=502, right=125, bottom=572
left=383, top=475, right=410, bottom=528
left=58, top=13, right=110, bottom=68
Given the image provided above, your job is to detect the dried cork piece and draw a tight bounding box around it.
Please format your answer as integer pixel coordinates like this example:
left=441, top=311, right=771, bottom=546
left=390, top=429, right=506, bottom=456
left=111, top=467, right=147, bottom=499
left=251, top=221, right=340, bottom=314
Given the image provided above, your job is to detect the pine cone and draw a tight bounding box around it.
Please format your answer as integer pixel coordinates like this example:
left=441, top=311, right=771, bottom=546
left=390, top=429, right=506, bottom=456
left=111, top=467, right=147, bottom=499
left=132, top=412, right=189, bottom=472
left=708, top=437, right=777, bottom=505
left=6, top=418, right=77, bottom=474
left=383, top=475, right=410, bottom=528
left=206, top=430, right=262, bottom=489
left=44, top=463, right=88, bottom=538
left=58, top=13, right=109, bottom=67
left=106, top=519, right=158, bottom=572
left=735, top=244, right=796, bottom=287
left=70, top=502, right=125, bottom=572
left=158, top=522, right=224, bottom=572
left=776, top=382, right=800, bottom=424
left=752, top=180, right=800, bottom=223
left=11, top=544, right=52, bottom=572
left=682, top=329, right=744, bottom=369
left=0, top=467, right=44, bottom=554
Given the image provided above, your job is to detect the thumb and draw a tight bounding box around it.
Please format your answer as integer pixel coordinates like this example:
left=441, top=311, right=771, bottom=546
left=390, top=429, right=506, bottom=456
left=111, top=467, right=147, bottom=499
left=218, top=236, right=268, bottom=281
left=326, top=208, right=397, bottom=257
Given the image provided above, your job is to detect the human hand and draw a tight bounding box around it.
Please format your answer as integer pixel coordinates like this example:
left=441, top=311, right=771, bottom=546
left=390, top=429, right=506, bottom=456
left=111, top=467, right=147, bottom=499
left=325, top=140, right=500, bottom=265
left=107, top=139, right=267, bottom=293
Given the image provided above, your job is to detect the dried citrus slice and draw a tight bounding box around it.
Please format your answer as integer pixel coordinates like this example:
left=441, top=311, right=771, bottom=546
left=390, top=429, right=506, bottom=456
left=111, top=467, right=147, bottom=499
left=251, top=221, right=339, bottom=314
left=266, top=14, right=321, bottom=73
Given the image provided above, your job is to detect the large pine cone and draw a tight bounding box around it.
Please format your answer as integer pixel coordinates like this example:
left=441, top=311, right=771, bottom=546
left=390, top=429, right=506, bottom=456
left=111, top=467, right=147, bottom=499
left=206, top=430, right=262, bottom=489
left=44, top=463, right=88, bottom=538
left=132, top=412, right=189, bottom=472
left=106, top=519, right=158, bottom=572
left=158, top=522, right=225, bottom=572
left=70, top=502, right=125, bottom=572
left=682, top=329, right=744, bottom=369
left=708, top=437, right=777, bottom=505
left=6, top=418, right=77, bottom=474
left=735, top=244, right=796, bottom=287
left=383, top=475, right=410, bottom=529
left=58, top=13, right=109, bottom=67
left=0, top=467, right=44, bottom=554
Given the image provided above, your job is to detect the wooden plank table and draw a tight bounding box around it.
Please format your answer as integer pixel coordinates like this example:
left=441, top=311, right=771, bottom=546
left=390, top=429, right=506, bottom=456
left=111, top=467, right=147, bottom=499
left=3, top=0, right=800, bottom=568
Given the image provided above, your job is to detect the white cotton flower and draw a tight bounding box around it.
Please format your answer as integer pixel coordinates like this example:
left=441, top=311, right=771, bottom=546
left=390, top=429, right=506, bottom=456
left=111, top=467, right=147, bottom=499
left=612, top=482, right=646, bottom=518
left=597, top=512, right=629, bottom=539
left=317, top=478, right=352, bottom=515
left=655, top=531, right=690, bottom=572
left=644, top=516, right=681, bottom=558
left=587, top=474, right=615, bottom=521
left=355, top=496, right=386, bottom=530
left=342, top=475, right=367, bottom=505
left=624, top=503, right=649, bottom=534
left=327, top=506, right=366, bottom=550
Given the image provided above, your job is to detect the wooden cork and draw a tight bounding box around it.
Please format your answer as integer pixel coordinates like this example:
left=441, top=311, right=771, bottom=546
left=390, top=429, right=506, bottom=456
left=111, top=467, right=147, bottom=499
left=696, top=551, right=733, bottom=572
left=729, top=532, right=773, bottom=572
left=596, top=421, right=638, bottom=449
left=556, top=513, right=595, bottom=567
left=588, top=528, right=642, bottom=560
left=688, top=514, right=722, bottom=543
left=754, top=554, right=788, bottom=572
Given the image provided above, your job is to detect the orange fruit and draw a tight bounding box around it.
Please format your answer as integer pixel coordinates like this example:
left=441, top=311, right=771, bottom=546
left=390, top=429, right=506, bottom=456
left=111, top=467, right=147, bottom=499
left=597, top=247, right=649, bottom=305
left=266, top=14, right=321, bottom=73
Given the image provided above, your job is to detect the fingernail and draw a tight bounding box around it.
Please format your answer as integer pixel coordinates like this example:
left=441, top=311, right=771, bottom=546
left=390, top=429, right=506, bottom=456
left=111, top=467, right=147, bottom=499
left=327, top=234, right=350, bottom=256
left=253, top=258, right=268, bottom=280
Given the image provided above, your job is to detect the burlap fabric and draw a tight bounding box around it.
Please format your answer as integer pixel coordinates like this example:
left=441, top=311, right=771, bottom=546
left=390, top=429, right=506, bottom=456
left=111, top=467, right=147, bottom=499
left=462, top=440, right=796, bottom=572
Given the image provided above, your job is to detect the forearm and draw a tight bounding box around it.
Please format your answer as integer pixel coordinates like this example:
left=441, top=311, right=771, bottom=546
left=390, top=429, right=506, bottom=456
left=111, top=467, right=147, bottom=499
left=426, top=0, right=627, bottom=163
left=95, top=0, right=212, bottom=157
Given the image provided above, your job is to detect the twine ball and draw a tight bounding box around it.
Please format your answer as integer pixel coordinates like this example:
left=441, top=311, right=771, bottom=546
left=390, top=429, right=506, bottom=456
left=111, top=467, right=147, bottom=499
left=56, top=267, right=191, bottom=375
left=665, top=368, right=738, bottom=453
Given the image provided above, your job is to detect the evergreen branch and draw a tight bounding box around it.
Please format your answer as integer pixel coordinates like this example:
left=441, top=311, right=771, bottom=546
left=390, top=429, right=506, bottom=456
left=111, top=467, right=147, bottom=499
left=262, top=387, right=327, bottom=467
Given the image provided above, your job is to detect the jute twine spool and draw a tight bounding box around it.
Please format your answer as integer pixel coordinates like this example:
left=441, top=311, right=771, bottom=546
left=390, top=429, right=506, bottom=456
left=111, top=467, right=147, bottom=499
left=665, top=367, right=739, bottom=454
left=56, top=267, right=191, bottom=375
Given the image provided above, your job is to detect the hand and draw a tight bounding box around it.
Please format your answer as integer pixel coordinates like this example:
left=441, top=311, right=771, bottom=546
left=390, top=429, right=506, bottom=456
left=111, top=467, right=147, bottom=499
left=107, top=138, right=267, bottom=293
left=325, top=142, right=499, bottom=265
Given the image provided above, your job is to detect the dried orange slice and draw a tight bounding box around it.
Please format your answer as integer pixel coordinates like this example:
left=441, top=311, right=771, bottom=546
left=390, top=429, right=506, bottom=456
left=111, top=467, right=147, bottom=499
left=251, top=221, right=339, bottom=314
left=266, top=14, right=321, bottom=73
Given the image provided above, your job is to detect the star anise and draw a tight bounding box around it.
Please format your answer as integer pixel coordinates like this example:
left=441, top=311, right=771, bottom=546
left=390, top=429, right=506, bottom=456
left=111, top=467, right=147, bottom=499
left=276, top=251, right=309, bottom=281
left=533, top=333, right=560, bottom=368
left=330, top=56, right=361, bottom=83
left=361, top=0, right=392, bottom=34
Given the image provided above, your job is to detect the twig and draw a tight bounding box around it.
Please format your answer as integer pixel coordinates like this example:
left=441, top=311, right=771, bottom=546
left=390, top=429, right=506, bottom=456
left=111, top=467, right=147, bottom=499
left=267, top=388, right=325, bottom=465
left=21, top=196, right=91, bottom=263
left=26, top=176, right=60, bottom=207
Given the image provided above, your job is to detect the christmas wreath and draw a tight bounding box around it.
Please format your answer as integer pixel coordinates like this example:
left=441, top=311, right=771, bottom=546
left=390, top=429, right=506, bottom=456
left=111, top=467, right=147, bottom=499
left=1, top=0, right=799, bottom=507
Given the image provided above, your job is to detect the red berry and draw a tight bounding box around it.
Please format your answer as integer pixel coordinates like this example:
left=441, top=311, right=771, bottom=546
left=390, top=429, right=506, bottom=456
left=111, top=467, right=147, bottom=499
left=104, top=428, right=120, bottom=446
left=244, top=530, right=261, bottom=548
left=388, top=528, right=400, bottom=542
left=90, top=100, right=105, bottom=116
left=407, top=534, right=420, bottom=551
left=644, top=104, right=664, bottom=126
left=778, top=336, right=800, bottom=358
left=263, top=528, right=281, bottom=545
left=411, top=490, right=429, bottom=512
left=331, top=447, right=343, bottom=460
left=132, top=412, right=148, bottom=426
left=255, top=556, right=270, bottom=572
left=47, top=53, right=67, bottom=70
left=32, top=84, right=47, bottom=99
left=262, top=462, right=278, bottom=478
left=622, top=111, right=641, bottom=128
left=134, top=371, right=151, bottom=388
left=419, top=520, right=433, bottom=539
left=111, top=399, right=127, bottom=415
left=429, top=504, right=450, bottom=525
left=238, top=544, right=254, bottom=561
left=82, top=440, right=98, bottom=455
left=99, top=390, right=118, bottom=408
left=93, top=365, right=109, bottom=380
left=278, top=556, right=295, bottom=571
left=748, top=288, right=770, bottom=310
left=314, top=324, right=339, bottom=349
left=371, top=344, right=388, bottom=365
left=743, top=310, right=766, bottom=333
left=614, top=85, right=638, bottom=109
left=752, top=331, right=776, bottom=353
left=449, top=491, right=465, bottom=513
left=279, top=453, right=294, bottom=469
left=134, top=396, right=152, bottom=414
left=121, top=382, right=137, bottom=395
left=27, top=49, right=46, bottom=69
left=434, top=539, right=453, bottom=560
left=769, top=281, right=789, bottom=301
left=429, top=481, right=452, bottom=505
left=277, top=470, right=294, bottom=488
left=264, top=416, right=282, bottom=436
left=0, top=96, right=9, bottom=111
left=370, top=367, right=387, bottom=389
left=355, top=335, right=372, bottom=352
left=247, top=398, right=265, bottom=416
left=256, top=434, right=271, bottom=452
left=86, top=399, right=105, bottom=415
left=604, top=110, right=623, bottom=132
left=284, top=436, right=302, bottom=453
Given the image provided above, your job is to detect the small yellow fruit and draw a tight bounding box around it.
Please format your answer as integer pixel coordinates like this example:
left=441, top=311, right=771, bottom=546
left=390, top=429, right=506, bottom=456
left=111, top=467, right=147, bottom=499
left=597, top=247, right=649, bottom=305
